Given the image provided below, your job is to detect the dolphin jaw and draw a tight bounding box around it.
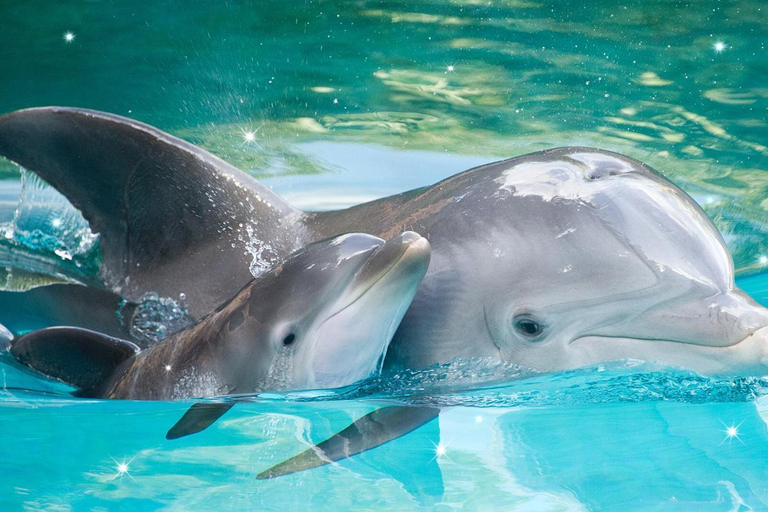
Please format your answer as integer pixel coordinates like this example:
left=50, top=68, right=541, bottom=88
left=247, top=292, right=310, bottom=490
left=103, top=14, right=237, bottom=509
left=569, top=333, right=746, bottom=349
left=567, top=327, right=768, bottom=376
left=294, top=233, right=431, bottom=389
left=326, top=232, right=430, bottom=318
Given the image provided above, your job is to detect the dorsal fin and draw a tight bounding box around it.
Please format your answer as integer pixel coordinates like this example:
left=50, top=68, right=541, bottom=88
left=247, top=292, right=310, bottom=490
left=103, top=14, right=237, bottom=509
left=0, top=107, right=303, bottom=316
left=10, top=326, right=139, bottom=396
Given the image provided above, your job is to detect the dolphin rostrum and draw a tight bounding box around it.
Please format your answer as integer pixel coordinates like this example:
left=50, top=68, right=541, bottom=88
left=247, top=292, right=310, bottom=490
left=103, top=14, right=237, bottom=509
left=3, top=107, right=768, bottom=476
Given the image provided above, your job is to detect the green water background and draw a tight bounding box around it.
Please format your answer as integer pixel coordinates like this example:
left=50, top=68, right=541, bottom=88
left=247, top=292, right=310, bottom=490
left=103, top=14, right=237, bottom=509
left=2, top=0, right=768, bottom=269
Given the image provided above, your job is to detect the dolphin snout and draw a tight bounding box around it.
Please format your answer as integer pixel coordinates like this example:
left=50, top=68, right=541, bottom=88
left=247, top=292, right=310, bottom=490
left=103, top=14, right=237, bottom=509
left=716, top=290, right=768, bottom=337
left=350, top=231, right=430, bottom=292
left=736, top=305, right=768, bottom=334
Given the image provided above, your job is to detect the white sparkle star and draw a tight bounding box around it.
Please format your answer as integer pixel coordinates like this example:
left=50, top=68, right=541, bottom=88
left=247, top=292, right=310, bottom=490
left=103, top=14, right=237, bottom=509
left=333, top=98, right=339, bottom=104
left=446, top=65, right=455, bottom=72
left=51, top=218, right=62, bottom=228
left=719, top=420, right=745, bottom=446
left=474, top=415, right=483, bottom=423
left=429, top=440, right=453, bottom=463
left=63, top=32, right=75, bottom=43
left=239, top=125, right=262, bottom=147
left=164, top=364, right=172, bottom=372
left=759, top=255, right=767, bottom=266
left=713, top=41, right=727, bottom=54
left=110, top=455, right=137, bottom=482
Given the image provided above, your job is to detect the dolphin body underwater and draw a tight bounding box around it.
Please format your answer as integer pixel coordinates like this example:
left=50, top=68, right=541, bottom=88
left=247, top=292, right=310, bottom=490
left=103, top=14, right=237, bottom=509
left=2, top=107, right=768, bottom=477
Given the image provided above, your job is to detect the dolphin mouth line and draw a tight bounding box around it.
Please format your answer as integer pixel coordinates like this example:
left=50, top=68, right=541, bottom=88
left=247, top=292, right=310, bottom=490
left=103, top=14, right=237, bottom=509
left=569, top=333, right=746, bottom=349
left=483, top=305, right=504, bottom=360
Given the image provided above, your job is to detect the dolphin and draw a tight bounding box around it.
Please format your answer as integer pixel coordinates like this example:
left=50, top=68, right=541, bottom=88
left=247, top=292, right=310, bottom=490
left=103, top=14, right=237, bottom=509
left=3, top=107, right=768, bottom=476
left=9, top=232, right=430, bottom=420
left=1, top=107, right=767, bottom=376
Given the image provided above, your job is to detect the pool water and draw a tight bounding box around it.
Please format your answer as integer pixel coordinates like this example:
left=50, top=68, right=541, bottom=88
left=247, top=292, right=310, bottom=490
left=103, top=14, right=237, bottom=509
left=2, top=0, right=768, bottom=510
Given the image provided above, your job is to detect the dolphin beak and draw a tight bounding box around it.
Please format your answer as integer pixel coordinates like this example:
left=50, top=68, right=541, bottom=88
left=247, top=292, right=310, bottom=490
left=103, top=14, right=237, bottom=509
left=333, top=231, right=431, bottom=314
left=303, top=232, right=431, bottom=388
left=569, top=298, right=768, bottom=376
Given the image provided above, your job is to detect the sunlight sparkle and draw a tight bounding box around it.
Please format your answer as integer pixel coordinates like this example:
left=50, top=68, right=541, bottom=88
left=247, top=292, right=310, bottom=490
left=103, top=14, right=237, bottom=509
left=110, top=455, right=137, bottom=482
left=713, top=41, right=727, bottom=54
left=239, top=125, right=262, bottom=147
left=63, top=32, right=75, bottom=43
left=719, top=420, right=745, bottom=446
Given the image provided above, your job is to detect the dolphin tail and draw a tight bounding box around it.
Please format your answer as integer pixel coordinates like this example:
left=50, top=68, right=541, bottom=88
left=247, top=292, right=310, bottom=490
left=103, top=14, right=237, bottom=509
left=0, top=107, right=299, bottom=316
left=10, top=326, right=139, bottom=397
left=166, top=402, right=236, bottom=439
left=256, top=405, right=440, bottom=479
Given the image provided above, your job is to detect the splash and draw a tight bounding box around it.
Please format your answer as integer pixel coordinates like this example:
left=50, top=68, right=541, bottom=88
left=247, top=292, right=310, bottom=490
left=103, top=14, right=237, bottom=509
left=118, top=293, right=194, bottom=346
left=172, top=367, right=227, bottom=399
left=0, top=168, right=100, bottom=283
left=246, top=360, right=768, bottom=409
left=243, top=223, right=280, bottom=277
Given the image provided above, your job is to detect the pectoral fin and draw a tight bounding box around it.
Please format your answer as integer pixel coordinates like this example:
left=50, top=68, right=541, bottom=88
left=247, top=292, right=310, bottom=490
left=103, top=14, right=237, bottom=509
left=166, top=402, right=236, bottom=440
left=10, top=326, right=139, bottom=396
left=257, top=405, right=440, bottom=479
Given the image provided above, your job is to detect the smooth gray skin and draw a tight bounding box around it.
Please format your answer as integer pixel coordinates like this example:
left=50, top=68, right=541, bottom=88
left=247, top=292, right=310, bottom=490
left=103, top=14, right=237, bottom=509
left=2, top=107, right=768, bottom=377
left=12, top=232, right=431, bottom=399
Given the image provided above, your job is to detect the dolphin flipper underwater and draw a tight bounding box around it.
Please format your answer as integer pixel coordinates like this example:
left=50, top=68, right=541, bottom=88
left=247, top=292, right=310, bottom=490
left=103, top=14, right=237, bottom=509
left=4, top=107, right=768, bottom=477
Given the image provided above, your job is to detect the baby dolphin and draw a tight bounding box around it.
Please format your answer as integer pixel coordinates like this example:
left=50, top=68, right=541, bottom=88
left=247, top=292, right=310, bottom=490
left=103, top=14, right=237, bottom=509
left=10, top=232, right=430, bottom=402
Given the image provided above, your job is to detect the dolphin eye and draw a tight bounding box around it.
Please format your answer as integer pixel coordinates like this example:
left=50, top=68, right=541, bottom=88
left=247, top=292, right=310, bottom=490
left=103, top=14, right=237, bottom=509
left=282, top=333, right=296, bottom=346
left=513, top=316, right=544, bottom=339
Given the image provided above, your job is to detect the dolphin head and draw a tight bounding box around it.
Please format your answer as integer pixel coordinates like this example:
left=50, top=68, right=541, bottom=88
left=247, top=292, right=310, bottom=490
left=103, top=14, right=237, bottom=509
left=403, top=148, right=768, bottom=376
left=217, top=231, right=430, bottom=392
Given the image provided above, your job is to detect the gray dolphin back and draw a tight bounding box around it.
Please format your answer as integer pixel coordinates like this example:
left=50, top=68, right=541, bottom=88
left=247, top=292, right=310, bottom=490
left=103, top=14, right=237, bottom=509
left=0, top=107, right=303, bottom=316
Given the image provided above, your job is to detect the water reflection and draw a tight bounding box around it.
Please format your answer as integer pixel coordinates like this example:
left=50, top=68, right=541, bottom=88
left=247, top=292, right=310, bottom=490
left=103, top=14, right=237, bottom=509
left=2, top=388, right=768, bottom=510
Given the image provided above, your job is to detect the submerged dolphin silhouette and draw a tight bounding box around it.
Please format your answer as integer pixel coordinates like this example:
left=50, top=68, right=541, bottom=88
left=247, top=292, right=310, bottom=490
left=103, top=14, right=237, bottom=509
left=10, top=232, right=429, bottom=415
left=3, top=107, right=768, bottom=477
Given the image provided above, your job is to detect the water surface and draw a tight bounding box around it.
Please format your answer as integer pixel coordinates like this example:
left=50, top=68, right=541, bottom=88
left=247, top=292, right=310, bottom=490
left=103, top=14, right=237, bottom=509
left=2, top=1, right=768, bottom=510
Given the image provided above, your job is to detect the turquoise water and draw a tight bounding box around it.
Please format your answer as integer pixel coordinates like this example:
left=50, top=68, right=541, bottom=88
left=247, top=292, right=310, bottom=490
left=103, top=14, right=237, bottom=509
left=3, top=0, right=768, bottom=510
